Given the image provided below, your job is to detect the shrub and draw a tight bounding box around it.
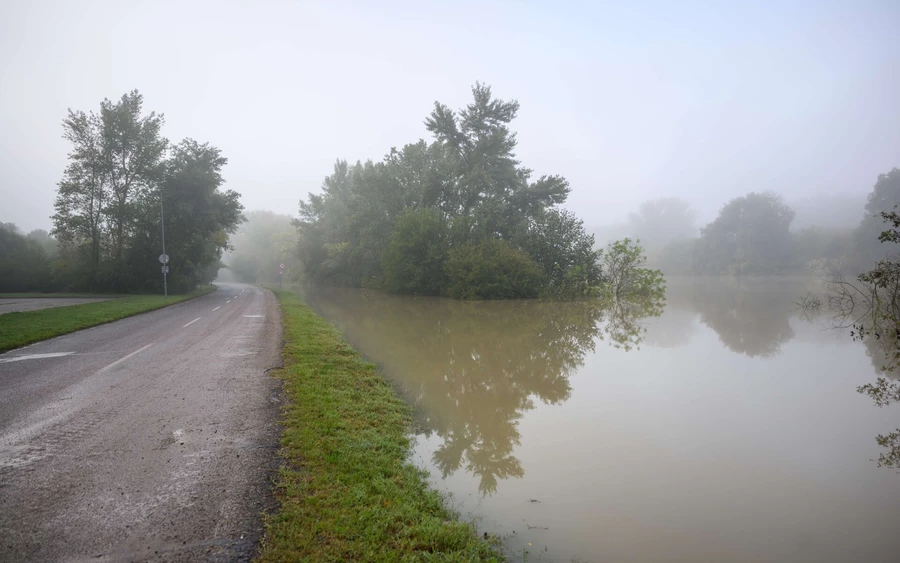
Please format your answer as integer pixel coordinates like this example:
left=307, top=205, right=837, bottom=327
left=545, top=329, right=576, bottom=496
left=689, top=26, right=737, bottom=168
left=444, top=238, right=544, bottom=299
left=382, top=208, right=449, bottom=295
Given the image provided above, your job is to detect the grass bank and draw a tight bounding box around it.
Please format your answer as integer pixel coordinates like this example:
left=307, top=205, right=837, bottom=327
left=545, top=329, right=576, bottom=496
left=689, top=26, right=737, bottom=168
left=258, top=289, right=503, bottom=562
left=0, top=287, right=215, bottom=353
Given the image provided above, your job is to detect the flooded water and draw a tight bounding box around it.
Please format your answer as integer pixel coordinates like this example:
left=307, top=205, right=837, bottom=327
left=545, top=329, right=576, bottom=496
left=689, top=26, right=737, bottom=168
left=302, top=277, right=900, bottom=563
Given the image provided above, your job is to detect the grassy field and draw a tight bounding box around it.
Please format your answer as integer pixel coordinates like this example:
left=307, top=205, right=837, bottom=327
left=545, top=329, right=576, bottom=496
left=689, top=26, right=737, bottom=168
left=258, top=289, right=503, bottom=562
left=0, top=288, right=215, bottom=353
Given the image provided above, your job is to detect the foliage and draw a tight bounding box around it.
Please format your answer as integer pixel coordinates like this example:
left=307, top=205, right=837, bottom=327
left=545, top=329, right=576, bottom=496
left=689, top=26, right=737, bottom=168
left=626, top=197, right=697, bottom=252
left=601, top=238, right=665, bottom=299
left=0, top=288, right=213, bottom=353
left=0, top=223, right=54, bottom=292
left=382, top=207, right=449, bottom=295
left=444, top=238, right=544, bottom=300
left=51, top=90, right=243, bottom=293
left=520, top=208, right=602, bottom=298
left=295, top=84, right=602, bottom=299
left=694, top=192, right=795, bottom=275
left=259, top=290, right=504, bottom=561
left=222, top=210, right=299, bottom=284
left=853, top=168, right=900, bottom=271
left=808, top=199, right=900, bottom=470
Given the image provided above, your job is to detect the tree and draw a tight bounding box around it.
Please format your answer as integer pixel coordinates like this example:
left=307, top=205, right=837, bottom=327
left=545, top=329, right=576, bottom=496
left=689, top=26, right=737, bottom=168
left=51, top=91, right=242, bottom=293
left=382, top=207, right=449, bottom=295
left=695, top=192, right=795, bottom=275
left=444, top=238, right=544, bottom=300
left=803, top=192, right=900, bottom=469
left=0, top=223, right=52, bottom=292
left=100, top=91, right=167, bottom=263
left=853, top=168, right=900, bottom=271
left=295, top=84, right=606, bottom=299
left=601, top=238, right=665, bottom=299
left=224, top=210, right=299, bottom=283
left=626, top=197, right=697, bottom=252
left=52, top=109, right=106, bottom=290
left=152, top=140, right=243, bottom=292
left=520, top=208, right=602, bottom=298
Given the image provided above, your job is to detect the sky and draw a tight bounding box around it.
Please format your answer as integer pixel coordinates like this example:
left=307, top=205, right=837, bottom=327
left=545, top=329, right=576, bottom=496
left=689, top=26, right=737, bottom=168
left=1, top=0, right=898, bottom=233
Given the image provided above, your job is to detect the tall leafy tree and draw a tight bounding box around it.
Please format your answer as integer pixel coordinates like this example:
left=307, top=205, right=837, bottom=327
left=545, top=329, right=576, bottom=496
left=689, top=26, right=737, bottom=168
left=52, top=91, right=243, bottom=293
left=53, top=109, right=107, bottom=289
left=100, top=91, right=167, bottom=262
left=695, top=192, right=795, bottom=275
left=296, top=84, right=605, bottom=299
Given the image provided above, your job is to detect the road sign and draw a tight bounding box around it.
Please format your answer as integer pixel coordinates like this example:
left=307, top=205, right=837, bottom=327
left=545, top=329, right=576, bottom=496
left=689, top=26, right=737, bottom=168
left=159, top=253, right=169, bottom=264
left=161, top=265, right=169, bottom=274
left=279, top=263, right=285, bottom=269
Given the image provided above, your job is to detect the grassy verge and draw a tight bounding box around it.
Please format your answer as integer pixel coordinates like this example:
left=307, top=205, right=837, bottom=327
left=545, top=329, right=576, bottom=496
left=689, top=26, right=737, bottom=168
left=258, top=289, right=503, bottom=562
left=0, top=287, right=215, bottom=353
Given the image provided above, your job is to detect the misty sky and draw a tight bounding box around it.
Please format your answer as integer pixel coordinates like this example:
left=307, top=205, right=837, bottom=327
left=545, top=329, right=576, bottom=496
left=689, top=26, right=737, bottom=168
left=2, top=0, right=898, bottom=234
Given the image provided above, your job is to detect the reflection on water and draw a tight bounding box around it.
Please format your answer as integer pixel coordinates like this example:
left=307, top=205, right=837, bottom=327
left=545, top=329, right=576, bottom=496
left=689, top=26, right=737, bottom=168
left=305, top=290, right=660, bottom=495
left=303, top=278, right=900, bottom=562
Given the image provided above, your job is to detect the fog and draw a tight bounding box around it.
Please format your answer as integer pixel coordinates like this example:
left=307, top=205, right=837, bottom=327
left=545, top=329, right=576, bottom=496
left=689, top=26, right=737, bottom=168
left=2, top=0, right=898, bottom=234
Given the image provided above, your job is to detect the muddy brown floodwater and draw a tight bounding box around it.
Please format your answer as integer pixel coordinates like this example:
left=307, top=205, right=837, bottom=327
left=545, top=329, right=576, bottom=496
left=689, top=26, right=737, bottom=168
left=303, top=277, right=900, bottom=563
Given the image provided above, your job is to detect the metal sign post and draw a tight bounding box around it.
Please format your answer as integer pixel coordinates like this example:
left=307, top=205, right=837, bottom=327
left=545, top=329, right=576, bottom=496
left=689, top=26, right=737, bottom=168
left=279, top=263, right=285, bottom=288
left=160, top=195, right=168, bottom=298
left=159, top=253, right=169, bottom=298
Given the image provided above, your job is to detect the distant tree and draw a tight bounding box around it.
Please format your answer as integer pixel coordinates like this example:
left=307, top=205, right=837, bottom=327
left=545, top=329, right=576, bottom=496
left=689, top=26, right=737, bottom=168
left=694, top=192, right=795, bottom=275
left=0, top=223, right=52, bottom=292
left=853, top=168, right=900, bottom=271
left=26, top=230, right=59, bottom=259
left=626, top=197, right=697, bottom=251
left=224, top=210, right=299, bottom=283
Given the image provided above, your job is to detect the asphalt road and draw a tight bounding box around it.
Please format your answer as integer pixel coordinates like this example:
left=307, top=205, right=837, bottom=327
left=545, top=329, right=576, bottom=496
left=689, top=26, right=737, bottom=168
left=0, top=297, right=112, bottom=315
left=0, top=284, right=282, bottom=562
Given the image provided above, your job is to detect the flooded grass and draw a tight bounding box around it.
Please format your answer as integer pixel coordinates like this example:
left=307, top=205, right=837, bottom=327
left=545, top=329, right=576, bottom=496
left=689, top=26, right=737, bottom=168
left=258, top=289, right=503, bottom=562
left=0, top=288, right=214, bottom=352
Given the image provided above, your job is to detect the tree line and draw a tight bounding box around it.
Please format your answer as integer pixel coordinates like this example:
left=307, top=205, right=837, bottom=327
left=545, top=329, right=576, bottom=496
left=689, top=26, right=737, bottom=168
left=1, top=91, right=244, bottom=294
left=613, top=168, right=900, bottom=277
left=295, top=84, right=659, bottom=300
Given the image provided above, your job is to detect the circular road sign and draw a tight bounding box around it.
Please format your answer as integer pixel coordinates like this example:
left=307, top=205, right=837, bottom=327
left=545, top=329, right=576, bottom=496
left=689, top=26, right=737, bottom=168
left=279, top=263, right=285, bottom=269
left=159, top=253, right=169, bottom=264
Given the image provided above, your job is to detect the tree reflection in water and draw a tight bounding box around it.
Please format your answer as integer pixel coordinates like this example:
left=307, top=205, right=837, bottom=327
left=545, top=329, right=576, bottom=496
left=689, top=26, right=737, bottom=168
left=305, top=288, right=664, bottom=495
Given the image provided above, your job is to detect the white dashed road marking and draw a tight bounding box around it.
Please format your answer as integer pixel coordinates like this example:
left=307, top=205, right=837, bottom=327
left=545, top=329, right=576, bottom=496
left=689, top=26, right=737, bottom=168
left=0, top=352, right=75, bottom=364
left=97, top=344, right=153, bottom=373
left=183, top=317, right=201, bottom=328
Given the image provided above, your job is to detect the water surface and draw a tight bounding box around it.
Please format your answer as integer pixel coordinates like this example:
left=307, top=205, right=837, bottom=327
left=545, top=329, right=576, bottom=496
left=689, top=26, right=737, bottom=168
left=304, top=277, right=900, bottom=562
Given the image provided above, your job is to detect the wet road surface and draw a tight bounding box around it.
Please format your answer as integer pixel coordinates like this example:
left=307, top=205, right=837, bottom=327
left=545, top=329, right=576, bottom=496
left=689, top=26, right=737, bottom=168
left=0, top=284, right=282, bottom=562
left=0, top=297, right=112, bottom=315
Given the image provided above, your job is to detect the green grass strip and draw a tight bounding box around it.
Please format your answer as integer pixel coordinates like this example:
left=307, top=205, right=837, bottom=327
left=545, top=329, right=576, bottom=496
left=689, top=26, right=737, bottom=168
left=0, top=287, right=215, bottom=353
left=258, top=289, right=503, bottom=563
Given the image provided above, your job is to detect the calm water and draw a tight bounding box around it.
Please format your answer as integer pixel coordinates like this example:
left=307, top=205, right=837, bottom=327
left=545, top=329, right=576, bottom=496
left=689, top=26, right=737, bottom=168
left=303, top=277, right=900, bottom=563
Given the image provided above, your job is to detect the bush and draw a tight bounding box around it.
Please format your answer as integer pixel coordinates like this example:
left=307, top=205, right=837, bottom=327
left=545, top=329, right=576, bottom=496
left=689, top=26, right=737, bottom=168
left=444, top=238, right=544, bottom=299
left=382, top=208, right=449, bottom=295
left=602, top=238, right=665, bottom=299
